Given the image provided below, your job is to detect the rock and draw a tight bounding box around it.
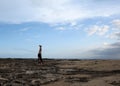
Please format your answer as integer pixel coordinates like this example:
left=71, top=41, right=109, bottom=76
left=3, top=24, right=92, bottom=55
left=65, top=76, right=89, bottom=83
left=58, top=68, right=78, bottom=75
left=26, top=71, right=35, bottom=74
left=0, top=77, right=8, bottom=81
left=110, top=81, right=120, bottom=86
left=31, top=79, right=41, bottom=85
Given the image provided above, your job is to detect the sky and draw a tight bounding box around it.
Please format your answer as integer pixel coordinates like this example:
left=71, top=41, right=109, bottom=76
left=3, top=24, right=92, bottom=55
left=0, top=0, right=120, bottom=59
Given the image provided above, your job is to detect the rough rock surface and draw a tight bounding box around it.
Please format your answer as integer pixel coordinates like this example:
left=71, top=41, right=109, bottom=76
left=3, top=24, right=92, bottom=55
left=0, top=59, right=120, bottom=86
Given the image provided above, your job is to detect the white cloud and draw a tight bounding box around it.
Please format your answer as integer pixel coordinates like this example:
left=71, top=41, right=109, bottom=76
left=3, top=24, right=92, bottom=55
left=103, top=42, right=110, bottom=48
left=106, top=19, right=120, bottom=40
left=55, top=23, right=83, bottom=31
left=107, top=32, right=120, bottom=40
left=98, top=25, right=109, bottom=35
left=0, top=0, right=120, bottom=24
left=55, top=27, right=66, bottom=31
left=70, top=21, right=77, bottom=27
left=86, top=25, right=98, bottom=35
left=86, top=25, right=109, bottom=36
left=112, top=19, right=120, bottom=29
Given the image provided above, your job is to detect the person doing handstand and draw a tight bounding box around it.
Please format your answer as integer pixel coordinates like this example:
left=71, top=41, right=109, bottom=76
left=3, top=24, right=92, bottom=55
left=38, top=45, right=43, bottom=64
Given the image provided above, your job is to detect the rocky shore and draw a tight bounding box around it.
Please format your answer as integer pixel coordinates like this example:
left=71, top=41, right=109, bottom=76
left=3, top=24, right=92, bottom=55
left=0, top=59, right=120, bottom=86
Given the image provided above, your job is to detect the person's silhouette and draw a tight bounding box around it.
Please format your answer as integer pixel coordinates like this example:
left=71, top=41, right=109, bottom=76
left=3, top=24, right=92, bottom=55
left=38, top=45, right=43, bottom=64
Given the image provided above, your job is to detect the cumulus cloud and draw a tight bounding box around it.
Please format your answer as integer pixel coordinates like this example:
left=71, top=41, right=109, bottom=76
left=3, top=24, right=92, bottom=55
left=86, top=25, right=109, bottom=36
left=85, top=19, right=120, bottom=40
left=105, top=19, right=120, bottom=40
left=0, top=0, right=120, bottom=24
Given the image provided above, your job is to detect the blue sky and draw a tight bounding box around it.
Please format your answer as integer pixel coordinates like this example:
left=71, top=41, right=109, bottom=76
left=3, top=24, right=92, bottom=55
left=0, top=0, right=120, bottom=59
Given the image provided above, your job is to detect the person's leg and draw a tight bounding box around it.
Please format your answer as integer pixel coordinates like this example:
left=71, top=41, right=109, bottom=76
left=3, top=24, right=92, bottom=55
left=38, top=54, right=40, bottom=63
left=39, top=54, right=43, bottom=64
left=38, top=54, right=43, bottom=64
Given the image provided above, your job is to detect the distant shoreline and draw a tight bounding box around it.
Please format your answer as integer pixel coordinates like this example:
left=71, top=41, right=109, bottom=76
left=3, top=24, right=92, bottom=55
left=0, top=57, right=120, bottom=60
